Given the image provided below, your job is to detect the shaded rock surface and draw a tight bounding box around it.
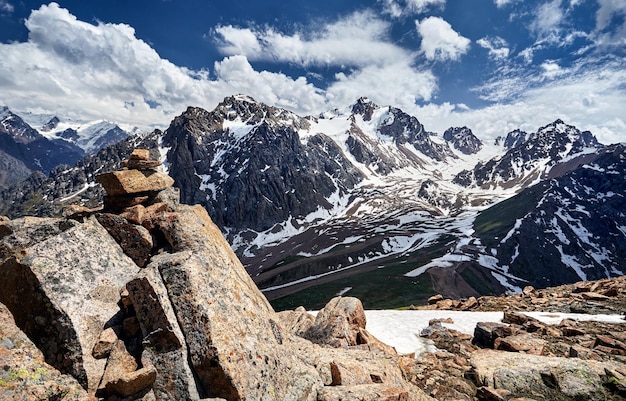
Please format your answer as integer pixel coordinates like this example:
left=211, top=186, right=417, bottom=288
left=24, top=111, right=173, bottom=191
left=0, top=302, right=89, bottom=400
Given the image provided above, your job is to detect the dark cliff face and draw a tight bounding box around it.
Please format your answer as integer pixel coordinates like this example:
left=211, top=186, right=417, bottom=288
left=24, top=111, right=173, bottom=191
left=162, top=97, right=363, bottom=232
left=476, top=144, right=626, bottom=288
left=443, top=126, right=483, bottom=155
left=454, top=119, right=603, bottom=187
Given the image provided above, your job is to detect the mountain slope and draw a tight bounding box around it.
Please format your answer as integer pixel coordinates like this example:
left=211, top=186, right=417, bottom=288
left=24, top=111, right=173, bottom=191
left=0, top=107, right=85, bottom=176
left=0, top=96, right=622, bottom=309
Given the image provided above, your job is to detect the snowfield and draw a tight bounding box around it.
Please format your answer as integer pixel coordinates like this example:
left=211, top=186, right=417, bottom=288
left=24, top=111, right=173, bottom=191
left=360, top=310, right=625, bottom=356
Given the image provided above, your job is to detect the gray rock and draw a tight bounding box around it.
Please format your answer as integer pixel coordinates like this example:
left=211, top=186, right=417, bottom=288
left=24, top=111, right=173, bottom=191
left=126, top=265, right=201, bottom=400
left=149, top=205, right=322, bottom=400
left=470, top=349, right=621, bottom=401
left=0, top=216, right=140, bottom=395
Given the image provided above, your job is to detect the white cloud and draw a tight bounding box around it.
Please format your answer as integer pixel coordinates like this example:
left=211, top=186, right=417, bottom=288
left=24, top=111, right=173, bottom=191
left=529, top=0, right=565, bottom=41
left=214, top=11, right=410, bottom=68
left=540, top=60, right=566, bottom=79
left=380, top=0, right=445, bottom=17
left=0, top=3, right=327, bottom=129
left=596, top=0, right=626, bottom=30
left=477, top=36, right=510, bottom=60
left=493, top=0, right=520, bottom=7
left=416, top=17, right=471, bottom=61
left=326, top=62, right=437, bottom=108
left=0, top=0, right=13, bottom=13
left=594, top=0, right=626, bottom=46
left=421, top=56, right=626, bottom=145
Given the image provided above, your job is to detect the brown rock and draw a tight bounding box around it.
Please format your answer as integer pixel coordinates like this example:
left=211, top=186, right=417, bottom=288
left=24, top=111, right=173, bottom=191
left=123, top=159, right=162, bottom=170
left=96, top=169, right=174, bottom=196
left=476, top=386, right=510, bottom=401
left=148, top=204, right=322, bottom=400
left=595, top=334, right=626, bottom=351
left=473, top=322, right=511, bottom=349
left=317, top=384, right=410, bottom=401
left=561, top=325, right=585, bottom=336
left=522, top=286, right=536, bottom=296
left=130, top=149, right=151, bottom=161
left=0, top=216, right=140, bottom=394
left=494, top=334, right=546, bottom=355
left=276, top=306, right=315, bottom=338
left=461, top=296, right=479, bottom=310
left=92, top=327, right=119, bottom=359
left=95, top=213, right=153, bottom=267
left=126, top=267, right=201, bottom=400
left=580, top=292, right=611, bottom=301
left=436, top=299, right=456, bottom=309
left=97, top=340, right=139, bottom=395
left=119, top=204, right=146, bottom=225
left=104, top=365, right=157, bottom=397
left=428, top=294, right=444, bottom=305
left=304, top=296, right=367, bottom=348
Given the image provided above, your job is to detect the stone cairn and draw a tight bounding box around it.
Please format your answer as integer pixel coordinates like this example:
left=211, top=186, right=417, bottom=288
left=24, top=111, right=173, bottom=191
left=96, top=149, right=174, bottom=213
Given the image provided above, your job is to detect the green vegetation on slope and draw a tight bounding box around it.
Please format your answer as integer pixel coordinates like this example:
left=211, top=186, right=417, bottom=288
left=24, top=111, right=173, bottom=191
left=474, top=181, right=549, bottom=249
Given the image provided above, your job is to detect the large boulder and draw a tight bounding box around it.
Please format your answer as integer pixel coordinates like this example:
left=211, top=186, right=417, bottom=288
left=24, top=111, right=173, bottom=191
left=147, top=204, right=322, bottom=400
left=0, top=302, right=89, bottom=400
left=0, top=216, right=141, bottom=394
left=470, top=349, right=623, bottom=400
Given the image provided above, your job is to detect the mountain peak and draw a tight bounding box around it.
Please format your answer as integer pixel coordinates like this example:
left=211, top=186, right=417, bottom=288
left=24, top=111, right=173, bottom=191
left=351, top=97, right=378, bottom=121
left=443, top=126, right=483, bottom=155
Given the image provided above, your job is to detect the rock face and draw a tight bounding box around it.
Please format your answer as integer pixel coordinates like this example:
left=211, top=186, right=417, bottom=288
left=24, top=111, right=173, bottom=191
left=0, top=302, right=89, bottom=400
left=0, top=150, right=431, bottom=401
left=443, top=126, right=482, bottom=155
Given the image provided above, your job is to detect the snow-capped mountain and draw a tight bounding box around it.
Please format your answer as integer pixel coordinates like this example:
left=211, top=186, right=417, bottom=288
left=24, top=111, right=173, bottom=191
left=0, top=106, right=84, bottom=177
left=0, top=106, right=135, bottom=188
left=1, top=96, right=623, bottom=309
left=39, top=118, right=131, bottom=155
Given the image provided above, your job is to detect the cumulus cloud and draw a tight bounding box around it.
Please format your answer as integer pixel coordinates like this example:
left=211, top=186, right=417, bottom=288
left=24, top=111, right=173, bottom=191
left=214, top=11, right=410, bottom=68
left=416, top=17, right=470, bottom=61
left=326, top=62, right=437, bottom=108
left=540, top=60, right=567, bottom=79
left=0, top=3, right=328, bottom=129
left=477, top=36, right=510, bottom=60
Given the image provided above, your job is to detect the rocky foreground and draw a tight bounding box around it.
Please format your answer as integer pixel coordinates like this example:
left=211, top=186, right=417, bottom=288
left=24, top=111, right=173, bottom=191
left=0, top=149, right=624, bottom=401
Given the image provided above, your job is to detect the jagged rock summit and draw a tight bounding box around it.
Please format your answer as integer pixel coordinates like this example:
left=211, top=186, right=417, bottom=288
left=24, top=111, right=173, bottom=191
left=0, top=150, right=430, bottom=401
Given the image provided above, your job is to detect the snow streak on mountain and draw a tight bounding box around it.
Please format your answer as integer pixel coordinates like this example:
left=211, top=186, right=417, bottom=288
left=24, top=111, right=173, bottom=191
left=1, top=96, right=623, bottom=308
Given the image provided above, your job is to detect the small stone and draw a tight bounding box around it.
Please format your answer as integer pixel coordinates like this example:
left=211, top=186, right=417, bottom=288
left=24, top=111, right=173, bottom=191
left=477, top=386, right=509, bottom=401
left=428, top=294, right=444, bottom=305
left=92, top=327, right=119, bottom=359
left=130, top=149, right=151, bottom=161
left=105, top=365, right=157, bottom=397
left=96, top=170, right=174, bottom=196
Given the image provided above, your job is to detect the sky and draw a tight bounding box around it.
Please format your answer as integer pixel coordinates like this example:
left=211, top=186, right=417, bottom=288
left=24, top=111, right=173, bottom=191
left=0, top=0, right=624, bottom=144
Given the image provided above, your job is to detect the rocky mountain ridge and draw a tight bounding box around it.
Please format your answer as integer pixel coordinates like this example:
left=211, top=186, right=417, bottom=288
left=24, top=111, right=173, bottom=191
left=0, top=96, right=623, bottom=308
left=0, top=152, right=624, bottom=400
left=0, top=106, right=133, bottom=189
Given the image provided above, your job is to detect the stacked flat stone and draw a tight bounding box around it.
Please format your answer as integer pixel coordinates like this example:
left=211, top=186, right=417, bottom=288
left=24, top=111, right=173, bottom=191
left=96, top=149, right=174, bottom=212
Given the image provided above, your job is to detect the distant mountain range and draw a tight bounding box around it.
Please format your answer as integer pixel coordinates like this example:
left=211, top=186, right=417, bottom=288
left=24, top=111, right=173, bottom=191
left=0, top=106, right=133, bottom=188
left=1, top=96, right=623, bottom=309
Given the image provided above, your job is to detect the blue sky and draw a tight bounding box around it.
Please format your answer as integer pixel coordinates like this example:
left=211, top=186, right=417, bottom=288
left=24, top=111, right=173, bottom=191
left=0, top=0, right=624, bottom=143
